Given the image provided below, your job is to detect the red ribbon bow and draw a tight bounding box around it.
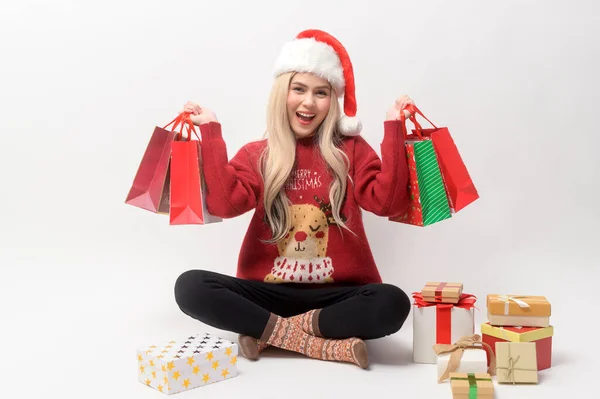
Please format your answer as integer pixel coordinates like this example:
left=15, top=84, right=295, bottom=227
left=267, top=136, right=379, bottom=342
left=412, top=292, right=478, bottom=344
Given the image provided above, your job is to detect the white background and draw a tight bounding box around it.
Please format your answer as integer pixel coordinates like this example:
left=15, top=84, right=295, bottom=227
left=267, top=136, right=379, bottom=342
left=1, top=0, right=597, bottom=398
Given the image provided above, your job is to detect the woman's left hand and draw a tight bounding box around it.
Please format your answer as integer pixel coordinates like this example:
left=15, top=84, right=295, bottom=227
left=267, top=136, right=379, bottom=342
left=386, top=95, right=415, bottom=121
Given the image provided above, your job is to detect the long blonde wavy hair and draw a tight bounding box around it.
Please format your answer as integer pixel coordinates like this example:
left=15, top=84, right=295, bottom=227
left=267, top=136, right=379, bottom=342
left=259, top=72, right=352, bottom=243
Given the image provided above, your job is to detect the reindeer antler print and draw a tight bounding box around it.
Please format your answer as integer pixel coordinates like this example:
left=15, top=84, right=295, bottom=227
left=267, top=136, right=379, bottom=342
left=313, top=195, right=346, bottom=226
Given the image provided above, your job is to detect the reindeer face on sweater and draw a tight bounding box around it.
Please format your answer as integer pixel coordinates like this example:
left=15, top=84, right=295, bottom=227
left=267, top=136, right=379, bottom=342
left=277, top=204, right=329, bottom=259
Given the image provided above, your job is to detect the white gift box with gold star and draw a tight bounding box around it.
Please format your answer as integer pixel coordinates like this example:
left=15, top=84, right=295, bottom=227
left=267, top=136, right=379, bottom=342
left=137, top=332, right=238, bottom=394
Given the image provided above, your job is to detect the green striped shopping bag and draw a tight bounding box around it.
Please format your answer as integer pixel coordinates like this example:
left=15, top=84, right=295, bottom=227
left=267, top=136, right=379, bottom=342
left=390, top=123, right=452, bottom=227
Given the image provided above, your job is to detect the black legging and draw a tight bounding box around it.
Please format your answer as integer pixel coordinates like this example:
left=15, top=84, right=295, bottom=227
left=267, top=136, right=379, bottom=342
left=174, top=270, right=411, bottom=340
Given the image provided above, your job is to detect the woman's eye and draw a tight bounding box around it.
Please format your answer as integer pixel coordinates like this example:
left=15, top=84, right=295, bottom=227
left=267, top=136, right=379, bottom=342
left=309, top=225, right=320, bottom=232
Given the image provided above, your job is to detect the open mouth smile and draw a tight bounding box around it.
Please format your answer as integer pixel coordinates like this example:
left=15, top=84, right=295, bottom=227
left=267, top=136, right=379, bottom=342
left=296, top=112, right=315, bottom=125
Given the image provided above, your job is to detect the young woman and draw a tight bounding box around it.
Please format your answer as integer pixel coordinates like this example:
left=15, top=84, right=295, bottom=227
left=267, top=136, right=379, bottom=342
left=174, top=29, right=414, bottom=369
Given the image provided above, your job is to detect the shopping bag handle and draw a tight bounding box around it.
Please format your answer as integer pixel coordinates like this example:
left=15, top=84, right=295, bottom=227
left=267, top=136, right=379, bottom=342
left=163, top=112, right=200, bottom=141
left=164, top=113, right=185, bottom=131
left=180, top=113, right=200, bottom=142
left=399, top=104, right=423, bottom=139
left=404, top=104, right=438, bottom=136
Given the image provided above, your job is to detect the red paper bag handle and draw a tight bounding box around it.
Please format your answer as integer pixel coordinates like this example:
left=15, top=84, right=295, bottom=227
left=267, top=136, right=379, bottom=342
left=163, top=112, right=200, bottom=141
left=181, top=113, right=200, bottom=142
left=404, top=104, right=439, bottom=137
left=399, top=104, right=423, bottom=139
left=163, top=113, right=185, bottom=131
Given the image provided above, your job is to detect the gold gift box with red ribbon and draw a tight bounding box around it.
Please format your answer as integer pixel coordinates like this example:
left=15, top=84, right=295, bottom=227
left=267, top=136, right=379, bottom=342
left=486, top=294, right=551, bottom=327
left=421, top=282, right=463, bottom=304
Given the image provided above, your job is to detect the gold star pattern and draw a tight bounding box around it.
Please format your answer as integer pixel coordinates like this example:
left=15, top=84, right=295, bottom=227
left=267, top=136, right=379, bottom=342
left=140, top=335, right=239, bottom=391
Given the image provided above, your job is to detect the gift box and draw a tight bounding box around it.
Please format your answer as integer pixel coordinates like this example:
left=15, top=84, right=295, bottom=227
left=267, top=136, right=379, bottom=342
left=434, top=334, right=495, bottom=383
left=422, top=282, right=463, bottom=304
left=487, top=294, right=551, bottom=327
left=495, top=342, right=538, bottom=384
left=137, top=332, right=238, bottom=394
left=449, top=372, right=493, bottom=399
left=481, top=322, right=553, bottom=370
left=412, top=292, right=476, bottom=364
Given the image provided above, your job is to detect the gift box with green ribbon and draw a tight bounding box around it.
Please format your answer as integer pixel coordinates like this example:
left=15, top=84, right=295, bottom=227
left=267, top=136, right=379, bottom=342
left=449, top=372, right=493, bottom=399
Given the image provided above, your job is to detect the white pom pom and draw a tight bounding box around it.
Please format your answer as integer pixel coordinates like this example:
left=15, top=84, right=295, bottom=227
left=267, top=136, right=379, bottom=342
left=338, top=115, right=362, bottom=136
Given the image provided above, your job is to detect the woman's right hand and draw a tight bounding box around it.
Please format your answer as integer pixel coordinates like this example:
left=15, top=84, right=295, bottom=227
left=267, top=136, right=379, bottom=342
left=385, top=95, right=415, bottom=121
left=183, top=101, right=218, bottom=126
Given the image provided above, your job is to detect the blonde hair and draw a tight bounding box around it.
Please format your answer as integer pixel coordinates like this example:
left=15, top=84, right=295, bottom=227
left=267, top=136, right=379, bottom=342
left=260, top=72, right=353, bottom=243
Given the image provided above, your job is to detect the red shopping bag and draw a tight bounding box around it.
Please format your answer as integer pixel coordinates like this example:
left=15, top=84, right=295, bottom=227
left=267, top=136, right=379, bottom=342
left=169, top=114, right=222, bottom=225
left=125, top=115, right=187, bottom=213
left=389, top=110, right=452, bottom=227
left=404, top=104, right=479, bottom=212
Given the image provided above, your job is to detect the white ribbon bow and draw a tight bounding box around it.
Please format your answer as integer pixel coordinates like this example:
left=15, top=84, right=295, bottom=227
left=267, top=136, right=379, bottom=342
left=497, top=295, right=530, bottom=315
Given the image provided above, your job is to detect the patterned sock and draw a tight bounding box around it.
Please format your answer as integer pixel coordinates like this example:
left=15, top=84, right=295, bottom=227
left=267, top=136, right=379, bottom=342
left=237, top=335, right=270, bottom=361
left=260, top=313, right=368, bottom=368
left=239, top=309, right=322, bottom=360
left=294, top=309, right=323, bottom=337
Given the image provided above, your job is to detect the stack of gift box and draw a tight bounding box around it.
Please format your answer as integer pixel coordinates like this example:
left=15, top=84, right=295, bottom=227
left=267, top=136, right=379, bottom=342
left=412, top=282, right=554, bottom=398
left=482, top=294, right=553, bottom=383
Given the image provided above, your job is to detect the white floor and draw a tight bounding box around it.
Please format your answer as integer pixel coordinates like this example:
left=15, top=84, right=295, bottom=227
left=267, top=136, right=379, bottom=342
left=1, top=261, right=592, bottom=399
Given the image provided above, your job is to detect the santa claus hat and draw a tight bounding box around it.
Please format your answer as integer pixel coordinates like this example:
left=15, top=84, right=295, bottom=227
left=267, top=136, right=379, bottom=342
left=273, top=29, right=361, bottom=136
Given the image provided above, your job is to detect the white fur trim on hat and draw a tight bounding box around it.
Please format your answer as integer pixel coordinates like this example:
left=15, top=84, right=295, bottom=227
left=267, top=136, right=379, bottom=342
left=273, top=38, right=345, bottom=96
left=338, top=115, right=362, bottom=136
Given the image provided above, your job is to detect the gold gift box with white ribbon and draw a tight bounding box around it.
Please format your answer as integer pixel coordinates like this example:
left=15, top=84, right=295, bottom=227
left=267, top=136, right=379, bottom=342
left=486, top=294, right=551, bottom=327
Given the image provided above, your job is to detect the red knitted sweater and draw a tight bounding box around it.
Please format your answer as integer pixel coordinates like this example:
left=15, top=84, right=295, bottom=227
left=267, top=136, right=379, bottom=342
left=198, top=120, right=409, bottom=286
